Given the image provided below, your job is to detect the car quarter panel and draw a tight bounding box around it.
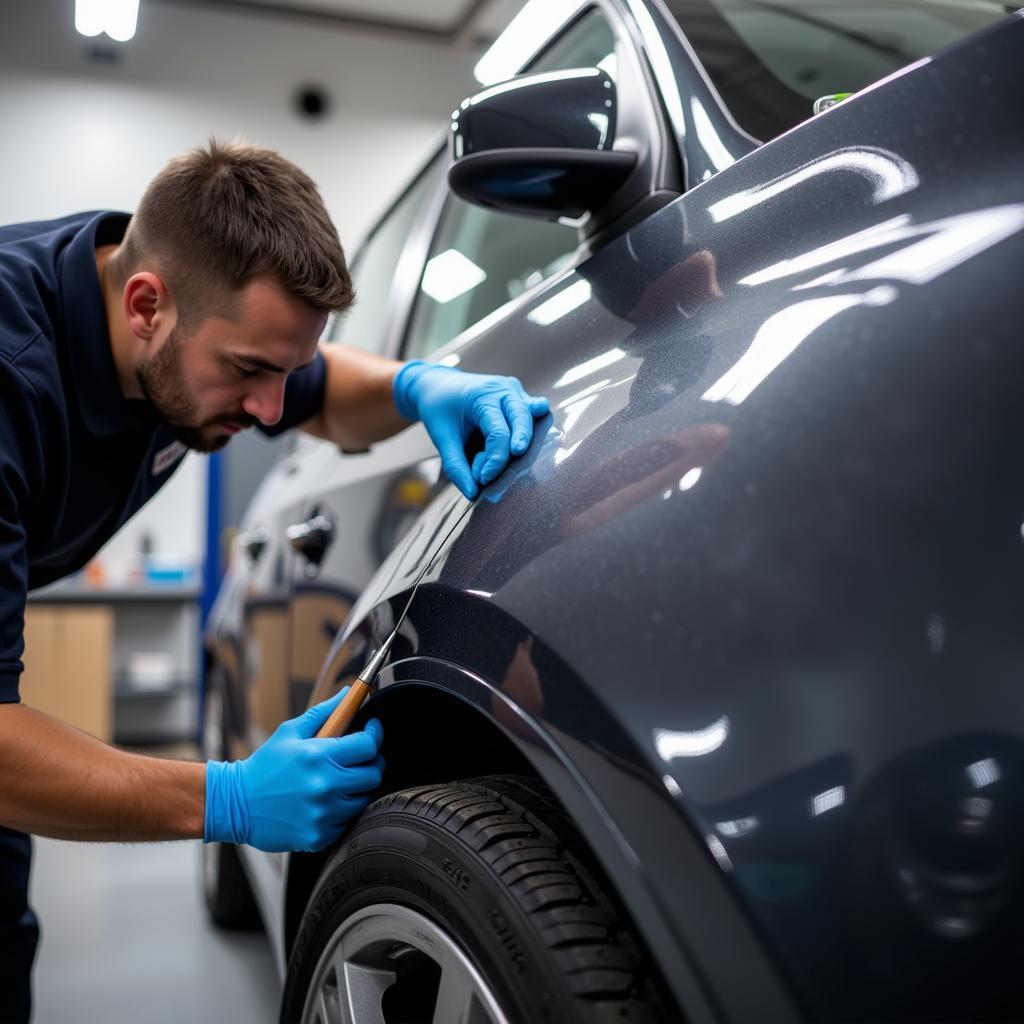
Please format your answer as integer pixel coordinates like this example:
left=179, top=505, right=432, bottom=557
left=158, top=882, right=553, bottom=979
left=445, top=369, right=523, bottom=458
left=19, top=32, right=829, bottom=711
left=339, top=18, right=1024, bottom=1022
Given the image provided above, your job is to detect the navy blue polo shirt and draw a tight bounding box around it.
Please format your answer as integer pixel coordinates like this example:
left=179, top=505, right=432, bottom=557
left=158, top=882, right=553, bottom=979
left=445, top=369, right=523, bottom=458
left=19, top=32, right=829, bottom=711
left=0, top=211, right=328, bottom=703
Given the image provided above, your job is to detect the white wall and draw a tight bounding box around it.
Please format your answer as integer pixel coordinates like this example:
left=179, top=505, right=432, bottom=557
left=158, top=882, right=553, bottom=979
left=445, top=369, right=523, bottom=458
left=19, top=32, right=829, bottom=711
left=0, top=0, right=477, bottom=243
left=0, top=0, right=479, bottom=586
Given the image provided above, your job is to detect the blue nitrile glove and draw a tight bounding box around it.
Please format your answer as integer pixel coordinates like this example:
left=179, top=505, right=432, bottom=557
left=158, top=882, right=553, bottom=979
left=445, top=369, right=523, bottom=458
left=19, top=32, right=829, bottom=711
left=393, top=360, right=550, bottom=499
left=204, top=689, right=384, bottom=853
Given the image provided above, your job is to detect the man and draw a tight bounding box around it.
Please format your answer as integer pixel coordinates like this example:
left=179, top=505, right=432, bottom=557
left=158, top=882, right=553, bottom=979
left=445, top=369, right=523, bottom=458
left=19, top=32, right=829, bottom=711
left=0, top=140, right=549, bottom=1019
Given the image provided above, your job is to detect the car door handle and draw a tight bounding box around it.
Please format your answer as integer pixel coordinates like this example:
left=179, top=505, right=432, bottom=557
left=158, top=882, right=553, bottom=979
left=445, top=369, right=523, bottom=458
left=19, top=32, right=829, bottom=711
left=238, top=527, right=269, bottom=563
left=286, top=514, right=334, bottom=566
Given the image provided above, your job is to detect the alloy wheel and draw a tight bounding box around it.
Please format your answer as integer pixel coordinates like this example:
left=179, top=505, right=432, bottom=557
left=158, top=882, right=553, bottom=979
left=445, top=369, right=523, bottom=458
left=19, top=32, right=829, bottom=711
left=300, top=903, right=510, bottom=1024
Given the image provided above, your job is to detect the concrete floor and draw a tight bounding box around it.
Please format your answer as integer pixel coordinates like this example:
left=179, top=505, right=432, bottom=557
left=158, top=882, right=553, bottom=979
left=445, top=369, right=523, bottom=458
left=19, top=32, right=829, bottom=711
left=29, top=835, right=281, bottom=1023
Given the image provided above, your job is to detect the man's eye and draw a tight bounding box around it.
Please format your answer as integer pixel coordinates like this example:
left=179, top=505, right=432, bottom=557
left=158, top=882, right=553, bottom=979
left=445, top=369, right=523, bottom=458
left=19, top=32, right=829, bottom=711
left=234, top=364, right=259, bottom=379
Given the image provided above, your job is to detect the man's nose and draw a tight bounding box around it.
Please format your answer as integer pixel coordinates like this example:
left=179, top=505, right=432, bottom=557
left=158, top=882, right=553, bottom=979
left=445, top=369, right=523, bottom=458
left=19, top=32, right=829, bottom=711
left=242, top=376, right=286, bottom=427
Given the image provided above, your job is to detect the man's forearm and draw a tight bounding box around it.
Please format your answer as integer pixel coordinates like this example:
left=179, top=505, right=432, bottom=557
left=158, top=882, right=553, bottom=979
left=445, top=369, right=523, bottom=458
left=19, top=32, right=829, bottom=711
left=0, top=703, right=204, bottom=842
left=299, top=344, right=411, bottom=450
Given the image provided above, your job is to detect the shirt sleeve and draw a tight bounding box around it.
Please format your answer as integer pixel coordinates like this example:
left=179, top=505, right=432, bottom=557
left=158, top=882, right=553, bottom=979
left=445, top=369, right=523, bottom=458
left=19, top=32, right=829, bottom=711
left=257, top=349, right=328, bottom=438
left=0, top=365, right=41, bottom=704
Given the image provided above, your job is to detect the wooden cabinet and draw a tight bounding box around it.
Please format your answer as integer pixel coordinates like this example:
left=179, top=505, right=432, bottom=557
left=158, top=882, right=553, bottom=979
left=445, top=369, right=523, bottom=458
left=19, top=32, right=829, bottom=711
left=22, top=587, right=200, bottom=745
left=21, top=606, right=114, bottom=742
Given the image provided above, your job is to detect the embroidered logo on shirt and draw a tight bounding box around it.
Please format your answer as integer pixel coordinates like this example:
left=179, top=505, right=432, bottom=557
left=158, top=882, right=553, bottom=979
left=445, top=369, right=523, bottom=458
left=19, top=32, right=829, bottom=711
left=152, top=440, right=187, bottom=476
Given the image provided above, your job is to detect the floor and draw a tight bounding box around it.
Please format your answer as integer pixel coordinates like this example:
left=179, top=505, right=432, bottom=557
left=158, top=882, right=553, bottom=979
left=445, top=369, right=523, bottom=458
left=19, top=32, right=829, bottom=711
left=28, top=819, right=281, bottom=1022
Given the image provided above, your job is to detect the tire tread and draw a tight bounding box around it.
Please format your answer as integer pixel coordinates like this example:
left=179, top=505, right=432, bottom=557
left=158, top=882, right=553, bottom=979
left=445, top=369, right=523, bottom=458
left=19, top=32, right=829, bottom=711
left=370, top=774, right=669, bottom=1022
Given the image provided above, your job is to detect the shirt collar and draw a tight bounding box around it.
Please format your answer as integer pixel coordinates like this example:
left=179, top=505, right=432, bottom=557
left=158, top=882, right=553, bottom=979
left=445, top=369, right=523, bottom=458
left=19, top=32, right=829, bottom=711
left=59, top=210, right=138, bottom=437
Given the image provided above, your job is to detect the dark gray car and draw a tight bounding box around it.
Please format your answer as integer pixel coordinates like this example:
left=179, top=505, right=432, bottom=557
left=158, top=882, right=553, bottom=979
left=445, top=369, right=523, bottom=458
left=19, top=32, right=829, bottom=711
left=203, top=3, right=1024, bottom=1021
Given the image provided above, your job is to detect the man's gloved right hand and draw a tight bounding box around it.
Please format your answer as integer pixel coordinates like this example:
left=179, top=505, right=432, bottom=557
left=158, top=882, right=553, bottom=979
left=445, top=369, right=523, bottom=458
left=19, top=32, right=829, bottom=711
left=204, top=689, right=384, bottom=853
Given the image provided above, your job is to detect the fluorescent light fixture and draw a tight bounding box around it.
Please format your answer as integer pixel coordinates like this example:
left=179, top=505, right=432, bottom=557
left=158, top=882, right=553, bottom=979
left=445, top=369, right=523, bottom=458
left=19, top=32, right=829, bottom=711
left=966, top=757, right=1001, bottom=789
left=962, top=797, right=992, bottom=820
left=421, top=249, right=487, bottom=305
left=679, top=468, right=702, bottom=491
left=528, top=280, right=592, bottom=326
left=76, top=0, right=139, bottom=41
left=716, top=816, right=759, bottom=837
left=654, top=716, right=730, bottom=760
left=704, top=834, right=734, bottom=871
left=474, top=0, right=587, bottom=85
left=554, top=348, right=626, bottom=389
left=811, top=786, right=845, bottom=816
left=662, top=774, right=683, bottom=798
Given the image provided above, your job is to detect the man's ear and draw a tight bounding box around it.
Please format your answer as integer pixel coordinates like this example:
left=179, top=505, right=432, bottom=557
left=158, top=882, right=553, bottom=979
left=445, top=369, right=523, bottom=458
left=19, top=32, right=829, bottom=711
left=123, top=272, right=174, bottom=343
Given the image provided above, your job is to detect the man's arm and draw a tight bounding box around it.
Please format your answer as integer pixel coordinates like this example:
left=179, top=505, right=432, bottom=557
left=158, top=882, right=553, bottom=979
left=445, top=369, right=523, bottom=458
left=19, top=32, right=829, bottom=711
left=0, top=690, right=384, bottom=851
left=298, top=344, right=407, bottom=451
left=0, top=703, right=204, bottom=841
left=299, top=343, right=550, bottom=499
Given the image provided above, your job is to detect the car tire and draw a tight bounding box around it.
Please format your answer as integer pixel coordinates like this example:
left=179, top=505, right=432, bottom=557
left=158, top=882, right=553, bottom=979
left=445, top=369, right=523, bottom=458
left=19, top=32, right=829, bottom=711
left=280, top=774, right=670, bottom=1023
left=200, top=679, right=262, bottom=930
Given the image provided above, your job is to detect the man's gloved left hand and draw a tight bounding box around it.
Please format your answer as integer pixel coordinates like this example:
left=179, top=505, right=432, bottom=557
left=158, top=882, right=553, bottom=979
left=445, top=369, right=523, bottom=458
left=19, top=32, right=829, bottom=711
left=204, top=689, right=384, bottom=853
left=393, top=360, right=549, bottom=499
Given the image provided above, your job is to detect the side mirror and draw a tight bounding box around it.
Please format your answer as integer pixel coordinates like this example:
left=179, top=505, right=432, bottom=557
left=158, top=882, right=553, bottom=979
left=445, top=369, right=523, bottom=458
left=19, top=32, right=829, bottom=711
left=448, top=67, right=637, bottom=221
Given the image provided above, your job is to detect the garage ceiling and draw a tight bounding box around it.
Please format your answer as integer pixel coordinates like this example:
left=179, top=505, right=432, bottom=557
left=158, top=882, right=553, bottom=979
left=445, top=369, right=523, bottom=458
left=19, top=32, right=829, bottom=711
left=240, top=0, right=473, bottom=26
left=162, top=0, right=527, bottom=42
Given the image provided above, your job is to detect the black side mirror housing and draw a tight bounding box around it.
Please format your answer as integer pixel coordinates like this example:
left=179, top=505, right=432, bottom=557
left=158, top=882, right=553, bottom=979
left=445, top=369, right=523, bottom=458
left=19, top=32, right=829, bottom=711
left=448, top=67, right=637, bottom=221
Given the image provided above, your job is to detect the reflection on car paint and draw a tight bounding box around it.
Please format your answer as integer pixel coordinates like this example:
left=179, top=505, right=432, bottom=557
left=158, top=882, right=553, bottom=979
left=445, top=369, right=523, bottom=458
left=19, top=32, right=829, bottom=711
left=654, top=715, right=730, bottom=759
left=526, top=278, right=592, bottom=325
left=553, top=347, right=628, bottom=389
left=744, top=205, right=1024, bottom=288
left=701, top=287, right=898, bottom=406
left=810, top=785, right=845, bottom=817
left=690, top=96, right=738, bottom=175
left=707, top=146, right=920, bottom=223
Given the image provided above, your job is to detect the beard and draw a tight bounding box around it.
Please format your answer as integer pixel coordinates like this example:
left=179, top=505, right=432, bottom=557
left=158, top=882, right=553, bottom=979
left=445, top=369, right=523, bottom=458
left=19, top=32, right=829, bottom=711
left=136, top=323, right=256, bottom=452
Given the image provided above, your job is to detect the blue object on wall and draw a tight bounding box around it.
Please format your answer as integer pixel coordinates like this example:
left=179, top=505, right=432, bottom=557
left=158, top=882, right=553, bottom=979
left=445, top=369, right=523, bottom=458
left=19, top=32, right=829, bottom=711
left=197, top=450, right=224, bottom=741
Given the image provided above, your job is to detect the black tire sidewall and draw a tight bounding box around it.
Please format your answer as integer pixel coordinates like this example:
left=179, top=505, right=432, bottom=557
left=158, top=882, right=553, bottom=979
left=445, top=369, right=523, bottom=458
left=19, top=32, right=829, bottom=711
left=283, top=812, right=581, bottom=1024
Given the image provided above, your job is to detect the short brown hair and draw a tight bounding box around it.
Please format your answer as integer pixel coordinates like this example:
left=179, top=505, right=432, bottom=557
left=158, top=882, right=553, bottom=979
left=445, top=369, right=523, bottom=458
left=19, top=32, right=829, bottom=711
left=113, top=139, right=354, bottom=326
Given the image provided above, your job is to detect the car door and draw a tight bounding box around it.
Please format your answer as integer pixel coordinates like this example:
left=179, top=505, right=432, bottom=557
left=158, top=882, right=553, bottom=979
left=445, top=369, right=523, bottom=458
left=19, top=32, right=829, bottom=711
left=284, top=2, right=672, bottom=711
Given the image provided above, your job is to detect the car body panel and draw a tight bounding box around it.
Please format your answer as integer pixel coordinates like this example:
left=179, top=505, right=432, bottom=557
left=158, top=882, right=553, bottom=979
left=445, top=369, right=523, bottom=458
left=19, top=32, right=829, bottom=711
left=207, top=8, right=1024, bottom=1022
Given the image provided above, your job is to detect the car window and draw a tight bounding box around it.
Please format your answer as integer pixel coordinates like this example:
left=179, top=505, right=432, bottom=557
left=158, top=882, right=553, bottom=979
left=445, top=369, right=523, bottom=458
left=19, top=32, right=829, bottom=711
left=328, top=159, right=439, bottom=352
left=402, top=9, right=617, bottom=361
left=662, top=0, right=1017, bottom=141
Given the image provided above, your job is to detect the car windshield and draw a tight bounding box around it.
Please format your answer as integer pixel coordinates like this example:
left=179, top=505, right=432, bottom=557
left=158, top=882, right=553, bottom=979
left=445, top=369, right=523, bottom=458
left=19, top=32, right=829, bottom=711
left=661, top=0, right=1019, bottom=139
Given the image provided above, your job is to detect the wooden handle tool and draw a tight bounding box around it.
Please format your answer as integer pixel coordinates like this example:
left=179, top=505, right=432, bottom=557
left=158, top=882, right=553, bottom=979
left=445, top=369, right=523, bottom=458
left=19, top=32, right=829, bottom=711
left=315, top=678, right=371, bottom=738
left=315, top=643, right=392, bottom=738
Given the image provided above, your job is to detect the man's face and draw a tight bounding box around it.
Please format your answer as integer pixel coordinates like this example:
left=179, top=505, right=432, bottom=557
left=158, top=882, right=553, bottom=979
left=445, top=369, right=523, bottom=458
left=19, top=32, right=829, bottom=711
left=137, top=277, right=326, bottom=452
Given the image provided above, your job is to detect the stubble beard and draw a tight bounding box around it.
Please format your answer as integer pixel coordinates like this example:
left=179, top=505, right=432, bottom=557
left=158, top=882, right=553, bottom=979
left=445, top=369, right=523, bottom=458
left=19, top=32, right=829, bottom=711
left=136, top=324, right=233, bottom=452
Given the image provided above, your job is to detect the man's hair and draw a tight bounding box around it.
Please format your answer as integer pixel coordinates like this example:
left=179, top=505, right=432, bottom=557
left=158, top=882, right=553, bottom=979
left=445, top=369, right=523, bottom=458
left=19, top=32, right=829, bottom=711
left=113, top=139, right=354, bottom=327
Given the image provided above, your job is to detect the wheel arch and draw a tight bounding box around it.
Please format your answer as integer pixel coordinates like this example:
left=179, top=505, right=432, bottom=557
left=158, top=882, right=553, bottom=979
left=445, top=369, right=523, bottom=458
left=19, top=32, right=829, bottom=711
left=282, top=683, right=535, bottom=961
left=281, top=669, right=700, bottom=1020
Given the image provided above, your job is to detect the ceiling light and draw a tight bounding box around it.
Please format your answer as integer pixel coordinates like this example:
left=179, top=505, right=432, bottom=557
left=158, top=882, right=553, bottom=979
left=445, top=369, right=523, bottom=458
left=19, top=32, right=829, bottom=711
left=420, top=250, right=487, bottom=305
left=474, top=0, right=586, bottom=85
left=76, top=0, right=140, bottom=42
